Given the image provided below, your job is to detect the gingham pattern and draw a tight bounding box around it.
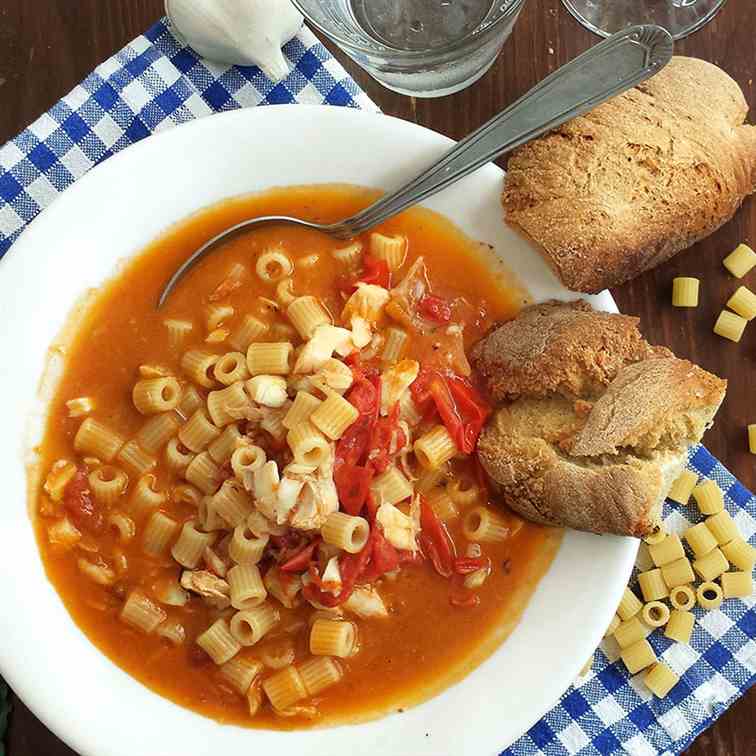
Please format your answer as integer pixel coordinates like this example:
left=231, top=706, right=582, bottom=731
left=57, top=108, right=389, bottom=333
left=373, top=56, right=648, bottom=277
left=0, top=18, right=376, bottom=257
left=504, top=445, right=756, bottom=756
left=0, top=17, right=752, bottom=756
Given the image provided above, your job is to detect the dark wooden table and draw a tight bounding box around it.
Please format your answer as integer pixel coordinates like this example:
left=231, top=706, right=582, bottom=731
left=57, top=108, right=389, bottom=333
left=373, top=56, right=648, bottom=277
left=1, top=1, right=752, bottom=754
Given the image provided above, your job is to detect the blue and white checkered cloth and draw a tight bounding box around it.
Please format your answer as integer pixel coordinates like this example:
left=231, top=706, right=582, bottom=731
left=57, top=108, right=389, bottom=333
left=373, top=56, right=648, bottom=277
left=0, top=17, right=753, bottom=756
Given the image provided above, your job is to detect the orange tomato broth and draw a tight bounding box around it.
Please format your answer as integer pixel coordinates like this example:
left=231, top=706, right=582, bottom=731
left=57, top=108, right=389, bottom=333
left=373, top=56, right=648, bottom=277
left=33, top=184, right=562, bottom=728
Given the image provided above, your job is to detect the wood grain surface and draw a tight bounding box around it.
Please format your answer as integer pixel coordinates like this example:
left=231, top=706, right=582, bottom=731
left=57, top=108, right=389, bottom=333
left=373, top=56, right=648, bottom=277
left=0, top=1, right=752, bottom=754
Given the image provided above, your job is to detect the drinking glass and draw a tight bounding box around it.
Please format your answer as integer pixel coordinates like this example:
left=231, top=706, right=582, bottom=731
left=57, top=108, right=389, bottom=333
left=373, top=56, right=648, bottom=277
left=292, top=0, right=526, bottom=98
left=561, top=0, right=727, bottom=41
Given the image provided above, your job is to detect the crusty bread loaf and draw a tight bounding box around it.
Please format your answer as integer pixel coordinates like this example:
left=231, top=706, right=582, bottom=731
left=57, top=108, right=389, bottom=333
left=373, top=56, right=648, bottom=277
left=502, top=57, right=756, bottom=293
left=472, top=301, right=727, bottom=537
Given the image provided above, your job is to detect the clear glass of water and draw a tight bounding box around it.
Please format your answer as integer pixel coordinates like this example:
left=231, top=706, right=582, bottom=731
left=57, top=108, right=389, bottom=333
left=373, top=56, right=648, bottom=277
left=561, top=0, right=726, bottom=41
left=292, top=0, right=526, bottom=98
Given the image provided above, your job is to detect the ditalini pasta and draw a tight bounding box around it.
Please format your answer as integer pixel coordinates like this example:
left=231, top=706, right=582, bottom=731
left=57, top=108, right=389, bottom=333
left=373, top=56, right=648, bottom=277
left=664, top=609, right=695, bottom=643
left=720, top=571, right=753, bottom=598
left=34, top=188, right=559, bottom=727
left=726, top=285, right=756, bottom=320
left=723, top=242, right=756, bottom=278
left=692, top=480, right=724, bottom=515
left=671, top=277, right=699, bottom=308
left=696, top=582, right=723, bottom=610
left=644, top=663, right=679, bottom=698
left=721, top=537, right=756, bottom=571
left=684, top=522, right=718, bottom=557
left=616, top=587, right=643, bottom=621
left=668, top=585, right=696, bottom=612
left=666, top=470, right=697, bottom=505
left=713, top=309, right=747, bottom=342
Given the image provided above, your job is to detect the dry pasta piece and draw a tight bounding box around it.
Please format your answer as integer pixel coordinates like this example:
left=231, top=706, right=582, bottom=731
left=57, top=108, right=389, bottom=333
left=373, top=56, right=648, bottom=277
left=613, top=616, right=648, bottom=649
left=721, top=538, right=756, bottom=571
left=617, top=587, right=643, bottom=621
left=165, top=437, right=195, bottom=472
left=287, top=422, right=330, bottom=467
left=414, top=424, right=457, bottom=469
left=142, top=511, right=179, bottom=557
left=230, top=604, right=280, bottom=646
left=382, top=327, right=408, bottom=364
left=321, top=512, right=369, bottom=554
left=207, top=304, right=234, bottom=331
left=247, top=342, right=293, bottom=375
left=130, top=474, right=166, bottom=516
left=298, top=656, right=343, bottom=696
left=197, top=618, right=241, bottom=665
left=371, top=466, right=413, bottom=506
left=726, top=285, right=756, bottom=321
left=713, top=310, right=747, bottom=342
left=164, top=318, right=193, bottom=350
left=669, top=585, right=696, bottom=612
left=66, top=396, right=95, bottom=418
left=665, top=609, right=695, bottom=643
left=172, top=519, right=215, bottom=568
left=667, top=470, right=697, bottom=505
left=661, top=557, right=695, bottom=589
left=132, top=377, right=181, bottom=415
left=88, top=466, right=128, bottom=506
left=116, top=440, right=156, bottom=477
left=692, top=547, right=729, bottom=581
left=179, top=409, right=221, bottom=453
left=228, top=314, right=269, bottom=352
left=638, top=568, right=668, bottom=601
left=369, top=232, right=406, bottom=270
left=641, top=601, right=670, bottom=628
left=671, top=277, right=699, bottom=307
left=723, top=242, right=756, bottom=278
left=185, top=451, right=221, bottom=495
left=136, top=413, right=180, bottom=455
left=287, top=296, right=331, bottom=340
left=177, top=385, right=204, bottom=419
left=604, top=614, right=621, bottom=638
left=648, top=534, right=685, bottom=567
left=424, top=487, right=458, bottom=522
left=256, top=248, right=293, bottom=283
left=697, top=581, right=723, bottom=610
left=692, top=480, right=724, bottom=515
left=749, top=424, right=756, bottom=454
left=684, top=522, right=718, bottom=557
left=309, top=619, right=356, bottom=658
left=463, top=506, right=510, bottom=543
left=721, top=571, right=753, bottom=598
left=228, top=564, right=267, bottom=610
left=207, top=382, right=250, bottom=426
left=642, top=527, right=667, bottom=546
left=705, top=509, right=739, bottom=546
left=229, top=524, right=269, bottom=565
left=621, top=638, right=656, bottom=674
left=283, top=392, right=322, bottom=430
left=208, top=424, right=242, bottom=464
left=213, top=480, right=253, bottom=527
left=262, top=665, right=307, bottom=711
left=74, top=418, right=125, bottom=461
left=332, top=241, right=362, bottom=267
left=213, top=352, right=250, bottom=385
left=220, top=657, right=264, bottom=696
left=246, top=375, right=288, bottom=408
left=644, top=662, right=679, bottom=698
left=120, top=590, right=166, bottom=634
left=310, top=392, right=359, bottom=440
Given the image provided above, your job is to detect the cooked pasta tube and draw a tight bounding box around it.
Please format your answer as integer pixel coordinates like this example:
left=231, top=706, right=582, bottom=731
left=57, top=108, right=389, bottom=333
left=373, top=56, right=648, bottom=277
left=220, top=657, right=263, bottom=696
left=256, top=248, right=293, bottom=283
left=321, top=512, right=369, bottom=554
left=88, top=466, right=128, bottom=506
left=613, top=616, right=648, bottom=649
left=212, top=480, right=253, bottom=527
left=424, top=487, right=458, bottom=522
left=142, top=511, right=179, bottom=557
left=171, top=519, right=215, bottom=569
left=74, top=418, right=124, bottom=461
left=132, top=377, right=182, bottom=415
left=262, top=665, right=307, bottom=711
left=136, top=413, right=180, bottom=455
left=164, top=318, right=193, bottom=350
left=229, top=524, right=269, bottom=565
left=369, top=232, right=406, bottom=270
left=382, top=327, right=408, bottom=364
left=130, top=474, right=166, bottom=516
left=208, top=424, right=242, bottom=464
left=66, top=396, right=95, bottom=418
left=247, top=342, right=293, bottom=375
left=705, top=511, right=739, bottom=545
left=463, top=506, right=509, bottom=543
left=231, top=445, right=267, bottom=483
left=185, top=451, right=221, bottom=495
left=120, top=590, right=166, bottom=634
left=181, top=350, right=220, bottom=388
left=227, top=564, right=267, bottom=610
left=230, top=604, right=279, bottom=646
left=414, top=425, right=457, bottom=469
left=664, top=609, right=695, bottom=643
left=445, top=478, right=481, bottom=507
left=415, top=464, right=448, bottom=493
left=107, top=511, right=136, bottom=543
left=179, top=409, right=221, bottom=453
left=197, top=619, right=240, bottom=665
left=177, top=385, right=204, bottom=419
left=309, top=619, right=357, bottom=658
left=692, top=480, right=724, bottom=515
left=228, top=314, right=269, bottom=352
left=287, top=422, right=330, bottom=467
left=726, top=285, right=756, bottom=321
left=208, top=382, right=250, bottom=427
left=213, top=352, right=250, bottom=385
left=332, top=241, right=362, bottom=266
left=310, top=392, right=359, bottom=440
left=164, top=437, right=195, bottom=472
left=370, top=466, right=413, bottom=506
left=116, top=440, right=156, bottom=477
left=287, top=296, right=331, bottom=339
left=283, top=392, right=322, bottom=430
left=298, top=656, right=343, bottom=696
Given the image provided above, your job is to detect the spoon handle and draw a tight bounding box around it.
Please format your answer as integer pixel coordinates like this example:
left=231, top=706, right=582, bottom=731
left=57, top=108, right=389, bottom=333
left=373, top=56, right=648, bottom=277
left=335, top=25, right=673, bottom=238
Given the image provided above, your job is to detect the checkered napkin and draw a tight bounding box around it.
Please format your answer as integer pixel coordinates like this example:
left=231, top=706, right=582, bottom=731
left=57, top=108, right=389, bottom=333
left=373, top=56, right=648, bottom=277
left=0, top=17, right=753, bottom=756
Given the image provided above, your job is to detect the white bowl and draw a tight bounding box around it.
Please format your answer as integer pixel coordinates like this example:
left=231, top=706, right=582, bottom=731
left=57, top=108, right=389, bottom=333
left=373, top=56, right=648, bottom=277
left=0, top=105, right=638, bottom=756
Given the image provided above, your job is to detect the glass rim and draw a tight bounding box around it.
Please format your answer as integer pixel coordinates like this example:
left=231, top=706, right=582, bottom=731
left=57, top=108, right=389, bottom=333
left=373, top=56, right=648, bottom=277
left=291, top=0, right=526, bottom=59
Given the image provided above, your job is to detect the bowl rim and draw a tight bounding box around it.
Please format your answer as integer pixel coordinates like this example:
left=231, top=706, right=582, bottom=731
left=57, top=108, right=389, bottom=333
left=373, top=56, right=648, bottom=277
left=0, top=104, right=639, bottom=756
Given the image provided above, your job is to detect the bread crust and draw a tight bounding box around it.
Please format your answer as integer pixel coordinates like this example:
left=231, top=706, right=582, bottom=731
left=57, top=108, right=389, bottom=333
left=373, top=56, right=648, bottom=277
left=474, top=301, right=727, bottom=537
left=502, top=57, right=756, bottom=293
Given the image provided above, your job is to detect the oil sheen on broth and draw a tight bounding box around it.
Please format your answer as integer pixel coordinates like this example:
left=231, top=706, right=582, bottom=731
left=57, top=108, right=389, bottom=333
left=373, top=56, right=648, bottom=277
left=34, top=185, right=562, bottom=728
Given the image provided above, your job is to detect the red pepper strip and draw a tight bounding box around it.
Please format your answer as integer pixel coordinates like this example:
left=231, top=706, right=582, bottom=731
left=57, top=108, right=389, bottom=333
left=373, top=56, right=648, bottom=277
left=445, top=374, right=491, bottom=451
left=358, top=256, right=391, bottom=289
left=454, top=556, right=489, bottom=574
left=364, top=491, right=380, bottom=523
left=302, top=535, right=373, bottom=607
left=359, top=527, right=400, bottom=583
left=409, top=368, right=438, bottom=420
left=418, top=497, right=456, bottom=578
left=334, top=462, right=374, bottom=516
left=367, top=403, right=403, bottom=474
left=280, top=538, right=321, bottom=572
left=63, top=467, right=103, bottom=534
left=418, top=294, right=452, bottom=323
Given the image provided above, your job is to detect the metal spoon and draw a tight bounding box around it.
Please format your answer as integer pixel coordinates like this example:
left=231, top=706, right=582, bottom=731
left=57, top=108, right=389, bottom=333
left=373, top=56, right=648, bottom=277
left=158, top=24, right=672, bottom=307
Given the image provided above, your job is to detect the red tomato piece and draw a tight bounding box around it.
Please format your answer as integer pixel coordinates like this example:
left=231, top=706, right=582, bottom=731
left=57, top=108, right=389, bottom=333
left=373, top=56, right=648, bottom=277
left=280, top=538, right=320, bottom=572
left=334, top=462, right=374, bottom=516
left=418, top=496, right=456, bottom=578
left=63, top=467, right=103, bottom=534
left=418, top=294, right=452, bottom=323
